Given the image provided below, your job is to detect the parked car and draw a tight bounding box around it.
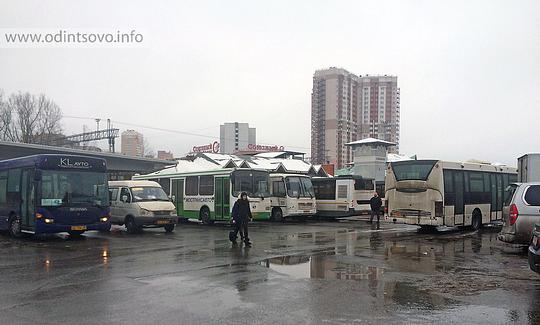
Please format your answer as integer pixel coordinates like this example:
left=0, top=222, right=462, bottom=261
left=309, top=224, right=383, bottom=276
left=498, top=182, right=540, bottom=245
left=528, top=224, right=540, bottom=274
left=109, top=180, right=178, bottom=233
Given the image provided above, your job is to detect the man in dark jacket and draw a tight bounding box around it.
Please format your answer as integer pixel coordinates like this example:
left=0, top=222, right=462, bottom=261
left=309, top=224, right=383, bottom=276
left=230, top=192, right=252, bottom=246
left=369, top=192, right=383, bottom=224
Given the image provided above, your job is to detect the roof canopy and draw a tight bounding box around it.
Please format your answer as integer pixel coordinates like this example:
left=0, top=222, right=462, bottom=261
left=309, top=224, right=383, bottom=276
left=345, top=137, right=396, bottom=147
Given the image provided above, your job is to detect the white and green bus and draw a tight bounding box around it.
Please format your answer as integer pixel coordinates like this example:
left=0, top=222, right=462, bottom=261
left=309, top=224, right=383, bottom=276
left=133, top=168, right=271, bottom=224
left=268, top=173, right=317, bottom=221
left=385, top=160, right=517, bottom=230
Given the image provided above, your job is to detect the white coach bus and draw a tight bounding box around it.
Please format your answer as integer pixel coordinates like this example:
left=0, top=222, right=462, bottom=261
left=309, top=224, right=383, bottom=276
left=312, top=175, right=376, bottom=218
left=268, top=174, right=317, bottom=221
left=133, top=168, right=271, bottom=224
left=385, top=160, right=517, bottom=230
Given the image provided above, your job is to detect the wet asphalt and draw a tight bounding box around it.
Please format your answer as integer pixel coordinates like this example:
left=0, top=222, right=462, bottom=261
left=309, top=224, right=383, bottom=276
left=0, top=218, right=539, bottom=325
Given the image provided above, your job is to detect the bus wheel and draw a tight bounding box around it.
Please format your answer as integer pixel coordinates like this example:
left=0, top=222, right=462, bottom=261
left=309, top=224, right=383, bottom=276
left=9, top=216, right=22, bottom=238
left=471, top=210, right=482, bottom=231
left=125, top=217, right=141, bottom=234
left=271, top=208, right=284, bottom=222
left=200, top=207, right=214, bottom=225
left=164, top=224, right=175, bottom=233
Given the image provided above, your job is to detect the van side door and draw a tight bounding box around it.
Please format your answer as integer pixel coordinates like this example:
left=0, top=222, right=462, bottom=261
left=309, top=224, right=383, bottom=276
left=108, top=187, right=120, bottom=223
left=118, top=187, right=133, bottom=221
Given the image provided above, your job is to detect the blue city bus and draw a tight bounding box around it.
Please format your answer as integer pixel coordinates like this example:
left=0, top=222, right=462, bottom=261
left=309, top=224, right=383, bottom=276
left=0, top=154, right=111, bottom=237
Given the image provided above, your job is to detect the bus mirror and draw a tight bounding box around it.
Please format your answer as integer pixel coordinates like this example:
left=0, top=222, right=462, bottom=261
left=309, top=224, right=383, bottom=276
left=34, top=170, right=42, bottom=181
left=170, top=195, right=175, bottom=202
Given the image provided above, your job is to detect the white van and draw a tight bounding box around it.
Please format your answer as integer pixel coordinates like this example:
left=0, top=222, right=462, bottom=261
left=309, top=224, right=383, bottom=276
left=108, top=180, right=178, bottom=233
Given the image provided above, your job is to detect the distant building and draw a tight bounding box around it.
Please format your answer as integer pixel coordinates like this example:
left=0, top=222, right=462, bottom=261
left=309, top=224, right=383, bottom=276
left=157, top=150, right=174, bottom=160
left=311, top=67, right=400, bottom=169
left=121, top=130, right=144, bottom=157
left=220, top=122, right=256, bottom=154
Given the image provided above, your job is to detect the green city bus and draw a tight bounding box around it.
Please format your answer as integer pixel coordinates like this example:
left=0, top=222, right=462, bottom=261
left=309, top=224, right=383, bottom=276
left=133, top=168, right=271, bottom=224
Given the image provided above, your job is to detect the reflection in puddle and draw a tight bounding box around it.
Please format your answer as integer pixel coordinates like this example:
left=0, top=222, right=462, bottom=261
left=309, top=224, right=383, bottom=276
left=262, top=255, right=384, bottom=282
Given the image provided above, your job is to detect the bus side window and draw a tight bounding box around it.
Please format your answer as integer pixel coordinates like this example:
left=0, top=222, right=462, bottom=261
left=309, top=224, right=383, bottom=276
left=272, top=181, right=286, bottom=197
left=0, top=171, right=7, bottom=204
left=199, top=176, right=214, bottom=196
left=185, top=176, right=199, bottom=196
left=7, top=169, right=21, bottom=204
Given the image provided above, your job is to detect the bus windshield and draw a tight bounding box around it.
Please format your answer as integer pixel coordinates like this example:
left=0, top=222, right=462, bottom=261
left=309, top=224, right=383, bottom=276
left=391, top=160, right=438, bottom=181
left=285, top=176, right=314, bottom=198
left=300, top=177, right=315, bottom=197
left=40, top=170, right=109, bottom=207
left=131, top=187, right=169, bottom=202
left=232, top=170, right=270, bottom=197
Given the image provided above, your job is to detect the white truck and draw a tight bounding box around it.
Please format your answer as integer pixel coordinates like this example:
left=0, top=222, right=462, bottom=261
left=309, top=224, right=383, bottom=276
left=518, top=154, right=540, bottom=183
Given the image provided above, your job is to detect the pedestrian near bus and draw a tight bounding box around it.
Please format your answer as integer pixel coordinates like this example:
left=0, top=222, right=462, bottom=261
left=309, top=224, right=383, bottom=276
left=229, top=191, right=252, bottom=246
left=369, top=192, right=383, bottom=224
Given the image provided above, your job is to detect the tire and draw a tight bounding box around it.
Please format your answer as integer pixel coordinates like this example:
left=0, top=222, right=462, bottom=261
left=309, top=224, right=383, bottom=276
left=271, top=208, right=284, bottom=222
left=200, top=207, right=213, bottom=225
left=125, top=217, right=141, bottom=234
left=9, top=216, right=22, bottom=238
left=471, top=210, right=482, bottom=231
left=164, top=224, right=175, bottom=233
left=68, top=230, right=85, bottom=237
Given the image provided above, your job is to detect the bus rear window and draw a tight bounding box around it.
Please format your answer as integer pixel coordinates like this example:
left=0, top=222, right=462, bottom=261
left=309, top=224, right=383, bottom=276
left=391, top=160, right=437, bottom=181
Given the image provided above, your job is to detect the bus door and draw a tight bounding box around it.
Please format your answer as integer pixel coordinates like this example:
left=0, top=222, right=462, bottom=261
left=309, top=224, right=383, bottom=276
left=20, top=169, right=35, bottom=229
left=214, top=177, right=231, bottom=220
left=454, top=171, right=464, bottom=224
left=172, top=179, right=184, bottom=217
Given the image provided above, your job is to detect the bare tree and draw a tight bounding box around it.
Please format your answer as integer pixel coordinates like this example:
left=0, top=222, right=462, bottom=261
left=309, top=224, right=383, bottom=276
left=0, top=90, right=63, bottom=144
left=143, top=137, right=155, bottom=158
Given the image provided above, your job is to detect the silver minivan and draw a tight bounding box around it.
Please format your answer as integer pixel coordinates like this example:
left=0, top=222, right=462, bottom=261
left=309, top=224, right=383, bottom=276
left=498, top=182, right=540, bottom=245
left=109, top=180, right=178, bottom=234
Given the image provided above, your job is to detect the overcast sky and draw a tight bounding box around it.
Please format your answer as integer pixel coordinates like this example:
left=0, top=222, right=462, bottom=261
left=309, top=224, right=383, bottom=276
left=1, top=0, right=539, bottom=165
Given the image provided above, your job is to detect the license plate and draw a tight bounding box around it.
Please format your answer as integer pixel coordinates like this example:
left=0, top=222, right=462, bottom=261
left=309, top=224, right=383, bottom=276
left=71, top=225, right=87, bottom=231
left=156, top=220, right=169, bottom=225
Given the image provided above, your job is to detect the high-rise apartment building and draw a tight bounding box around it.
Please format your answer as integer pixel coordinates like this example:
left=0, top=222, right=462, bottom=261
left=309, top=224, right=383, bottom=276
left=220, top=122, right=256, bottom=154
left=121, top=130, right=144, bottom=157
left=311, top=67, right=399, bottom=168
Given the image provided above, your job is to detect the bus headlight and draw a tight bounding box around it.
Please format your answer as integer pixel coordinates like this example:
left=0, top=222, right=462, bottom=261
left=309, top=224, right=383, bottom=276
left=100, top=217, right=109, bottom=222
left=44, top=218, right=54, bottom=224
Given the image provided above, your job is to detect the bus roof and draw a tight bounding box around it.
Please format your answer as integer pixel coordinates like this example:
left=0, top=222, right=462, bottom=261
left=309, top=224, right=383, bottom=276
left=133, top=167, right=269, bottom=180
left=270, top=173, right=311, bottom=178
left=390, top=159, right=517, bottom=174
left=109, top=180, right=161, bottom=188
left=0, top=154, right=107, bottom=172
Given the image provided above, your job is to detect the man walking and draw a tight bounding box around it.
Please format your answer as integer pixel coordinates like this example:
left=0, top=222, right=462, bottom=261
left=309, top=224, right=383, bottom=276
left=369, top=192, right=383, bottom=224
left=230, top=192, right=252, bottom=247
